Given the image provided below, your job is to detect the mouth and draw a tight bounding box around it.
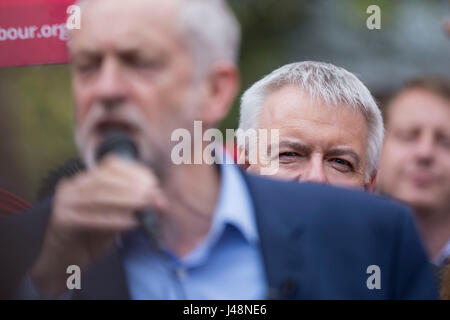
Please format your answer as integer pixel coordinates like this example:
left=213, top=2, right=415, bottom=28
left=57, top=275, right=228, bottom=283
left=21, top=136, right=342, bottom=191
left=409, top=172, right=438, bottom=187
left=95, top=119, right=137, bottom=137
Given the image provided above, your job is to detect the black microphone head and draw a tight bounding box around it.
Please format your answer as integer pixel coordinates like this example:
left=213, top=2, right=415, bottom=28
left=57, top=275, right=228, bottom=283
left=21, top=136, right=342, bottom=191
left=95, top=130, right=139, bottom=162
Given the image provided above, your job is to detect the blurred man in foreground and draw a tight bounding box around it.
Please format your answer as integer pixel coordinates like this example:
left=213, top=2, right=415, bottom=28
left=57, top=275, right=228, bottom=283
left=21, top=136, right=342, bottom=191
left=237, top=61, right=383, bottom=190
left=378, top=77, right=450, bottom=265
left=0, top=0, right=437, bottom=299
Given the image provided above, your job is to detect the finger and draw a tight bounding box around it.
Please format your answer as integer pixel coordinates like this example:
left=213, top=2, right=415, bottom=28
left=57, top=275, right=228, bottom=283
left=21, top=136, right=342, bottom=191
left=65, top=206, right=139, bottom=232
left=99, top=156, right=159, bottom=185
left=66, top=168, right=159, bottom=208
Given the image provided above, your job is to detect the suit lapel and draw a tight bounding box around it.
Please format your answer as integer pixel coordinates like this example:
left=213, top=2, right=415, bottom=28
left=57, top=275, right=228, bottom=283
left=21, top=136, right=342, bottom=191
left=241, top=172, right=311, bottom=299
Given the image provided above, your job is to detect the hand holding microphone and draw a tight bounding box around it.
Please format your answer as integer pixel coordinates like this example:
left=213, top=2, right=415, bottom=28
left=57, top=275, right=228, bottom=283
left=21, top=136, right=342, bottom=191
left=31, top=131, right=165, bottom=298
left=95, top=130, right=160, bottom=243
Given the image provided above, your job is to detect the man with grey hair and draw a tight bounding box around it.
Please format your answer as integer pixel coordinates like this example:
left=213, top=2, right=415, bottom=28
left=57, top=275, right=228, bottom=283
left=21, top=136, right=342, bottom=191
left=237, top=61, right=383, bottom=190
left=0, top=0, right=437, bottom=300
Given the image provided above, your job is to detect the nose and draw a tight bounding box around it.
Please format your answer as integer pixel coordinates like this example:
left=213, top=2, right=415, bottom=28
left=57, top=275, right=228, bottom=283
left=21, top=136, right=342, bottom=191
left=299, top=155, right=328, bottom=184
left=415, top=132, right=435, bottom=167
left=94, top=57, right=126, bottom=111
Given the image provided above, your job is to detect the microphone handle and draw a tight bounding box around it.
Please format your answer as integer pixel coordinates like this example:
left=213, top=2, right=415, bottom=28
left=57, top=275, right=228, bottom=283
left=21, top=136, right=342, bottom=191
left=136, top=208, right=159, bottom=243
left=115, top=153, right=159, bottom=242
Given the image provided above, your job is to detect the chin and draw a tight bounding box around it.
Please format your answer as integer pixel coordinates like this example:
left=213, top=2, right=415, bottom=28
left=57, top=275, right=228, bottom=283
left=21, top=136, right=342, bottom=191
left=398, top=191, right=441, bottom=213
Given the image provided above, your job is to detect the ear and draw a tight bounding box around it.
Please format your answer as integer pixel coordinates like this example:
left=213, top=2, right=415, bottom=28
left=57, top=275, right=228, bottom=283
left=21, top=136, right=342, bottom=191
left=201, top=61, right=240, bottom=126
left=364, top=170, right=378, bottom=192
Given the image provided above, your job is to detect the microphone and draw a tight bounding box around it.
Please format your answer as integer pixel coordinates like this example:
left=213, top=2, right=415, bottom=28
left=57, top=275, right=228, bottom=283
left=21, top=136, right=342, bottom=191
left=96, top=130, right=159, bottom=243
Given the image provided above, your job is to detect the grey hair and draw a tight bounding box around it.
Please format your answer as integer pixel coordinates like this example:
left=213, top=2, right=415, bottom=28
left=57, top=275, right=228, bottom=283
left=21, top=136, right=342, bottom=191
left=238, top=61, right=384, bottom=182
left=74, top=0, right=240, bottom=72
left=177, top=0, right=241, bottom=72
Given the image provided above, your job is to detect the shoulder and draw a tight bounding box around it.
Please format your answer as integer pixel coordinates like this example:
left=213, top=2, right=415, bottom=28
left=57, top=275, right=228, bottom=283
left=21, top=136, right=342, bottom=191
left=0, top=196, right=53, bottom=298
left=241, top=171, right=436, bottom=299
left=241, top=171, right=413, bottom=233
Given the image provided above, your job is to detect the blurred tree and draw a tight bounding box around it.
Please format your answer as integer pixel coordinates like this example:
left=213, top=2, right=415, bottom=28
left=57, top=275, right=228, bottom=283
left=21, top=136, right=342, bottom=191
left=0, top=65, right=76, bottom=202
left=0, top=77, right=27, bottom=200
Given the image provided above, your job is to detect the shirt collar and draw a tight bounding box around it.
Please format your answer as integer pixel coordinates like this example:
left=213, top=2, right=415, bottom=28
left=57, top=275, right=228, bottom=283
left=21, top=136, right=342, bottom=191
left=435, top=238, right=450, bottom=266
left=179, top=153, right=258, bottom=266
left=210, top=159, right=258, bottom=245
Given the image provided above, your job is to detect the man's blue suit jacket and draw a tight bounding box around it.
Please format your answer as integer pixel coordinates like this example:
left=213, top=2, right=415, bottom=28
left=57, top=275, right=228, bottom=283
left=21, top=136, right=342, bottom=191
left=0, top=171, right=438, bottom=299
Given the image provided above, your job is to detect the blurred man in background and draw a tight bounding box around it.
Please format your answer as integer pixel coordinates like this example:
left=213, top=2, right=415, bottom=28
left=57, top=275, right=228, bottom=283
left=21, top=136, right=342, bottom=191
left=237, top=61, right=383, bottom=191
left=378, top=77, right=450, bottom=265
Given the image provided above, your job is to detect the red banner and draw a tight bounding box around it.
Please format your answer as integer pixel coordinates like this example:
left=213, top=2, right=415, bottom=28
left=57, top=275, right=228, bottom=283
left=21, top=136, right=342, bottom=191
left=0, top=0, right=76, bottom=67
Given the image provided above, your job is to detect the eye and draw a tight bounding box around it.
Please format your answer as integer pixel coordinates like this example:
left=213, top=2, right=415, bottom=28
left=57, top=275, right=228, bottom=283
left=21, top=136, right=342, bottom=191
left=75, top=63, right=97, bottom=74
left=279, top=152, right=300, bottom=158
left=437, top=133, right=450, bottom=149
left=122, top=54, right=164, bottom=71
left=329, top=158, right=354, bottom=172
left=278, top=152, right=303, bottom=163
left=139, top=60, right=162, bottom=69
left=395, top=129, right=418, bottom=142
left=73, top=57, right=101, bottom=75
left=129, top=59, right=156, bottom=69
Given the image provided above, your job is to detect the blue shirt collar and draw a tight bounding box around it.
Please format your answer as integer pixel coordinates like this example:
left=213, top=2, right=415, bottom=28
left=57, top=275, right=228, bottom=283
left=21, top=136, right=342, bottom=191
left=210, top=161, right=258, bottom=245
left=180, top=159, right=258, bottom=266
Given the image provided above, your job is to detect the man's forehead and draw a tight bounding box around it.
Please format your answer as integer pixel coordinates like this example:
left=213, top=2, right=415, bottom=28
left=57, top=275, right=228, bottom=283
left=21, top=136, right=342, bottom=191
left=261, top=85, right=367, bottom=130
left=388, top=89, right=450, bottom=126
left=81, top=0, right=180, bottom=15
left=73, top=1, right=177, bottom=37
left=69, top=0, right=182, bottom=54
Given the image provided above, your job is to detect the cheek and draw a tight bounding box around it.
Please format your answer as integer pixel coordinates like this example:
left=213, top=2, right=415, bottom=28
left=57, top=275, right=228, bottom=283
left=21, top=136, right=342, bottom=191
left=250, top=164, right=299, bottom=181
left=324, top=168, right=364, bottom=185
left=134, top=81, right=189, bottom=123
left=132, top=82, right=161, bottom=117
left=437, top=154, right=450, bottom=182
left=271, top=166, right=299, bottom=180
left=437, top=151, right=450, bottom=168
left=381, top=141, right=410, bottom=168
left=332, top=178, right=364, bottom=189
